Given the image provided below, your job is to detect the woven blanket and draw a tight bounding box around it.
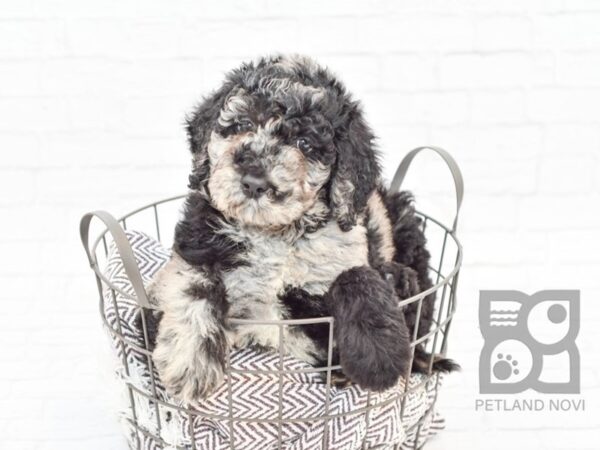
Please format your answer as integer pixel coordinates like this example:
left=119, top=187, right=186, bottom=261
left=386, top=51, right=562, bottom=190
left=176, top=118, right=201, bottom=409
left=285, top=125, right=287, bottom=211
left=103, top=230, right=444, bottom=450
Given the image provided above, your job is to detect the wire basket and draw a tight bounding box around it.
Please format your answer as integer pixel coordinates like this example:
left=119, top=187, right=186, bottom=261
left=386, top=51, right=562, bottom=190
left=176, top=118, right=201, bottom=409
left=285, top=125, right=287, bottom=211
left=80, top=146, right=463, bottom=450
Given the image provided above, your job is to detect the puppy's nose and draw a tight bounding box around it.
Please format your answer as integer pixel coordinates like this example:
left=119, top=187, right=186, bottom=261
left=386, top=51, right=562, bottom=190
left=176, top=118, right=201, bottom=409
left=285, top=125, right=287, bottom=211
left=241, top=174, right=268, bottom=199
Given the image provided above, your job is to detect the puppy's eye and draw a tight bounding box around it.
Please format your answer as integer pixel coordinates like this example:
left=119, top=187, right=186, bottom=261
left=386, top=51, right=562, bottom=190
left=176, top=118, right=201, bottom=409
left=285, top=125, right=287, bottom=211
left=234, top=119, right=253, bottom=133
left=296, top=138, right=312, bottom=152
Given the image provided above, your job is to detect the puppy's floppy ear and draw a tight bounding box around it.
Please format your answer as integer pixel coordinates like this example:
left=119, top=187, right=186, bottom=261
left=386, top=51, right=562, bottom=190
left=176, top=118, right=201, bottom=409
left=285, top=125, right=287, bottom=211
left=330, top=102, right=381, bottom=231
left=185, top=83, right=232, bottom=191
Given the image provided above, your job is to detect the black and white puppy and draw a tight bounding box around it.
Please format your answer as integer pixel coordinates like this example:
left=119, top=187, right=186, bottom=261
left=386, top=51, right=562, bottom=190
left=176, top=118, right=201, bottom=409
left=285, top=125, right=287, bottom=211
left=148, top=55, right=453, bottom=404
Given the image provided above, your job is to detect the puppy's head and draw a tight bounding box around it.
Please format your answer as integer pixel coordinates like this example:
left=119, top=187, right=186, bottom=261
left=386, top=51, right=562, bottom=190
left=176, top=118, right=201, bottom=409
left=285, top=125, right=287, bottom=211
left=187, top=55, right=380, bottom=231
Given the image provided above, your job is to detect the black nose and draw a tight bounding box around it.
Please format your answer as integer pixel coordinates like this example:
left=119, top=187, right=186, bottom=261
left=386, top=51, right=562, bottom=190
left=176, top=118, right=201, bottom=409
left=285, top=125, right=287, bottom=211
left=241, top=174, right=268, bottom=198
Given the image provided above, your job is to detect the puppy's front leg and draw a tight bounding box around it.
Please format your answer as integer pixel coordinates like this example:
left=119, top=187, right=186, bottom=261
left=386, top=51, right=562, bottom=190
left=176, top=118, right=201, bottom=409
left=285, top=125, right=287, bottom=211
left=149, top=253, right=229, bottom=403
left=328, top=266, right=411, bottom=391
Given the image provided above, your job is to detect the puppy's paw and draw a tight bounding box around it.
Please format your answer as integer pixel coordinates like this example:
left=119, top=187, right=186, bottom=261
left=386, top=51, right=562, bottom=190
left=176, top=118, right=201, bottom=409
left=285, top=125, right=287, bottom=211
left=147, top=254, right=229, bottom=403
left=412, top=346, right=460, bottom=374
left=330, top=371, right=354, bottom=389
left=338, top=320, right=411, bottom=392
left=153, top=328, right=228, bottom=403
left=329, top=267, right=412, bottom=392
left=379, top=261, right=420, bottom=300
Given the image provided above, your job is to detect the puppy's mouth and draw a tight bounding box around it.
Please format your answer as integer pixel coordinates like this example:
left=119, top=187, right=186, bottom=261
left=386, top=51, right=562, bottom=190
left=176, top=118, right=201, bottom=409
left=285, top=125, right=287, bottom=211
left=222, top=179, right=309, bottom=229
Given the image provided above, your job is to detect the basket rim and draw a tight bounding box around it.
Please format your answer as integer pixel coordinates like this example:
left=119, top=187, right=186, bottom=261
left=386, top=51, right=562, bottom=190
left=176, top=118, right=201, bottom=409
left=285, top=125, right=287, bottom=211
left=84, top=192, right=460, bottom=447
left=88, top=193, right=463, bottom=317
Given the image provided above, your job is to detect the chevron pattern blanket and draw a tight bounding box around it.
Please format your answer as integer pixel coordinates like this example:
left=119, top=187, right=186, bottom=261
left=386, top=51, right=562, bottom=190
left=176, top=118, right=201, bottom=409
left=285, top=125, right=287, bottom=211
left=103, top=230, right=444, bottom=449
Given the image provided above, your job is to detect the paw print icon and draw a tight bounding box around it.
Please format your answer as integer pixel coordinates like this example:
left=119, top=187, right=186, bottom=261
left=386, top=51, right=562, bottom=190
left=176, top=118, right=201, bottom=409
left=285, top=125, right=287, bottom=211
left=479, top=290, right=580, bottom=394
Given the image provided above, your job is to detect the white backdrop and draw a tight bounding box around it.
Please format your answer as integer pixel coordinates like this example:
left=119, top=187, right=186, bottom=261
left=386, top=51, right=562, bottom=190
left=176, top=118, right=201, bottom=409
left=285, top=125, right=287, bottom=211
left=1, top=1, right=599, bottom=449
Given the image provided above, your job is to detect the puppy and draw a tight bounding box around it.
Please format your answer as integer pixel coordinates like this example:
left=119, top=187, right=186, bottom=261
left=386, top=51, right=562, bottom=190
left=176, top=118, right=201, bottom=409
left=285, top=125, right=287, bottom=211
left=148, top=55, right=454, bottom=403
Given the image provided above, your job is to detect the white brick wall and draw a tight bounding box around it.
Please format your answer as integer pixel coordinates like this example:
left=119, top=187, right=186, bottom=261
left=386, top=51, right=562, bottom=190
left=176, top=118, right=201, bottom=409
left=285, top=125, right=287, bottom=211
left=1, top=0, right=599, bottom=448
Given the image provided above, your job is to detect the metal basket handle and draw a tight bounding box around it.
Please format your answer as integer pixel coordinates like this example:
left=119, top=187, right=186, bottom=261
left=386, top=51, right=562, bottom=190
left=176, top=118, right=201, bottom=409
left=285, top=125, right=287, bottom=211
left=390, top=146, right=464, bottom=233
left=80, top=210, right=151, bottom=308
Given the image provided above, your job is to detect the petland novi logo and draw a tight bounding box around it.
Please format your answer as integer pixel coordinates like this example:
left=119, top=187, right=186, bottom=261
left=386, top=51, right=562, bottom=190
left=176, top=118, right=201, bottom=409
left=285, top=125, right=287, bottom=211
left=475, top=290, right=584, bottom=412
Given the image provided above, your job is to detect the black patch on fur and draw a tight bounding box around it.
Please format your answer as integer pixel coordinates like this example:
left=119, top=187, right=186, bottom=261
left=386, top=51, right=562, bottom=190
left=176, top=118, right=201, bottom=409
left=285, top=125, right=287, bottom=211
left=279, top=286, right=331, bottom=360
left=328, top=266, right=411, bottom=391
left=382, top=189, right=435, bottom=341
left=186, top=82, right=236, bottom=191
left=328, top=104, right=381, bottom=231
left=205, top=275, right=229, bottom=322
left=200, top=327, right=229, bottom=370
left=174, top=192, right=246, bottom=271
left=134, top=308, right=164, bottom=351
left=233, top=146, right=266, bottom=178
left=380, top=188, right=459, bottom=374
left=184, top=275, right=229, bottom=323
left=378, top=261, right=420, bottom=300
left=183, top=283, right=209, bottom=299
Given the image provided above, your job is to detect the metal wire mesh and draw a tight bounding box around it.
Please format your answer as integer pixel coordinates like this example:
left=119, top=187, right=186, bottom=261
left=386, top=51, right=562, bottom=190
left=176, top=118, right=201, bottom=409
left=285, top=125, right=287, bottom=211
left=81, top=192, right=462, bottom=450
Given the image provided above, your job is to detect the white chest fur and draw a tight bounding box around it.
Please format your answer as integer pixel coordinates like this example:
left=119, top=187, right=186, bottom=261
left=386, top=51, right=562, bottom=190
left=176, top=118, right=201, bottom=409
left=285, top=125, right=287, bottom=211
left=220, top=221, right=369, bottom=359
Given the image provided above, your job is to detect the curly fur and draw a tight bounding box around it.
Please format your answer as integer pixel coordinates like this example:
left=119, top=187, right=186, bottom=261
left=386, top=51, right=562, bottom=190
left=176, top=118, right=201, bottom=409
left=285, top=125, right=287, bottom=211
left=328, top=266, right=411, bottom=391
left=149, top=55, right=456, bottom=403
